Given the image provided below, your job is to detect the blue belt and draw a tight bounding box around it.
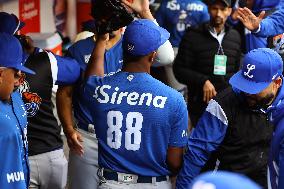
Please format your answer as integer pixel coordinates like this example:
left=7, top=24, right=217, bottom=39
left=102, top=169, right=168, bottom=183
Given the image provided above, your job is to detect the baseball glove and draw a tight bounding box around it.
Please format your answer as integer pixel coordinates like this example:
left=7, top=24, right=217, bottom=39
left=91, top=0, right=134, bottom=35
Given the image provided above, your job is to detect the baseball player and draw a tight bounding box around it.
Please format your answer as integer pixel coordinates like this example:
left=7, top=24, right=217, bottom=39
left=81, top=17, right=188, bottom=189
left=20, top=50, right=80, bottom=189
left=0, top=11, right=81, bottom=189
left=56, top=1, right=174, bottom=189
left=228, top=48, right=284, bottom=189
left=0, top=33, right=35, bottom=189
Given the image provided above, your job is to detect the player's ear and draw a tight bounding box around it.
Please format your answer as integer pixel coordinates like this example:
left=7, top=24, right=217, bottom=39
left=0, top=68, right=4, bottom=84
left=148, top=51, right=157, bottom=64
left=273, top=76, right=282, bottom=90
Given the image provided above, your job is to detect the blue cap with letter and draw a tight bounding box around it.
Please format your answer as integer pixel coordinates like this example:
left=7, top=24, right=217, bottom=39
left=0, top=33, right=35, bottom=74
left=122, top=19, right=170, bottom=56
left=229, top=48, right=283, bottom=94
left=191, top=171, right=261, bottom=189
left=0, top=12, right=25, bottom=34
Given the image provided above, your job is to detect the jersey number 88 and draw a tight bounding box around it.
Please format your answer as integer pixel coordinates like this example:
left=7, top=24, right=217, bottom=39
left=107, top=111, right=143, bottom=151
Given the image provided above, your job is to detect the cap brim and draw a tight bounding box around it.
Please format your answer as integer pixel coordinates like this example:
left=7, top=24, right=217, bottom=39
left=15, top=65, right=35, bottom=75
left=229, top=71, right=270, bottom=94
left=18, top=21, right=25, bottom=31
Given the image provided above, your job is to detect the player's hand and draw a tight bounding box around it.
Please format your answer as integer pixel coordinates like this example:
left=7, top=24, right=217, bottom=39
left=65, top=128, right=84, bottom=156
left=230, top=8, right=241, bottom=21
left=18, top=35, right=35, bottom=55
left=121, top=0, right=153, bottom=19
left=237, top=7, right=265, bottom=31
left=203, top=80, right=217, bottom=103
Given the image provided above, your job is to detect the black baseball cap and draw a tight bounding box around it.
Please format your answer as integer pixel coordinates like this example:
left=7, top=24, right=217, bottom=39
left=207, top=0, right=231, bottom=7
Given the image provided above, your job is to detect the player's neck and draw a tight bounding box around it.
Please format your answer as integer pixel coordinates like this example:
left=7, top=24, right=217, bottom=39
left=122, top=62, right=150, bottom=74
left=106, top=35, right=121, bottom=50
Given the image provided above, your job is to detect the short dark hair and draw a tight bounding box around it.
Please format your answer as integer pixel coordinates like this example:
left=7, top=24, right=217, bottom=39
left=123, top=52, right=144, bottom=63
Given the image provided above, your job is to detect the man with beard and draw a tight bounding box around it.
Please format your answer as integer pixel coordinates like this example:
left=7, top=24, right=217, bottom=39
left=173, top=0, right=241, bottom=127
left=229, top=48, right=284, bottom=189
left=56, top=0, right=174, bottom=189
left=175, top=48, right=275, bottom=189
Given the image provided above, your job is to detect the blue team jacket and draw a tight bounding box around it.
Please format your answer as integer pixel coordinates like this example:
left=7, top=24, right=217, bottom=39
left=0, top=92, right=29, bottom=189
left=255, top=4, right=284, bottom=37
left=267, top=84, right=284, bottom=189
left=245, top=0, right=279, bottom=52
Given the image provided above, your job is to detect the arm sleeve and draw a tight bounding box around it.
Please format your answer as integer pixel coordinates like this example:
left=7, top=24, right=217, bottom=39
left=176, top=99, right=228, bottom=189
left=0, top=134, right=27, bottom=189
left=173, top=31, right=209, bottom=86
left=255, top=8, right=284, bottom=37
left=152, top=19, right=175, bottom=66
left=46, top=52, right=81, bottom=85
left=169, top=96, right=189, bottom=147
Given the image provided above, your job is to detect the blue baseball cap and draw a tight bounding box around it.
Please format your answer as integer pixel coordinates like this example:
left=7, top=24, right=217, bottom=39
left=0, top=12, right=25, bottom=34
left=0, top=33, right=35, bottom=74
left=229, top=48, right=283, bottom=94
left=122, top=19, right=170, bottom=56
left=191, top=171, right=261, bottom=189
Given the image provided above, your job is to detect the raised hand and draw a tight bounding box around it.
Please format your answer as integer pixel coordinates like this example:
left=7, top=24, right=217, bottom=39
left=121, top=0, right=154, bottom=19
left=121, top=0, right=150, bottom=15
left=237, top=7, right=265, bottom=31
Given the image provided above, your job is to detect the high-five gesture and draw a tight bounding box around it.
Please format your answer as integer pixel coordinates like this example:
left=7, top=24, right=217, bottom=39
left=237, top=7, right=265, bottom=31
left=121, top=0, right=154, bottom=19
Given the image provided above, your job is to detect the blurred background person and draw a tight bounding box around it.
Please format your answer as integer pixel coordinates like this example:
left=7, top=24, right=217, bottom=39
left=173, top=0, right=241, bottom=127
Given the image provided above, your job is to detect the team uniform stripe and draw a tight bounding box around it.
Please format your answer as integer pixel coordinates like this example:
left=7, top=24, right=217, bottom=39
left=46, top=52, right=58, bottom=85
left=206, top=99, right=228, bottom=126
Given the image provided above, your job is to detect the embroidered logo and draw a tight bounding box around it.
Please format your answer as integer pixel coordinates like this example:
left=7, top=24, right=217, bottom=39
left=127, top=75, right=134, bottom=81
left=127, top=44, right=134, bottom=51
left=18, top=74, right=42, bottom=117
left=244, top=64, right=256, bottom=79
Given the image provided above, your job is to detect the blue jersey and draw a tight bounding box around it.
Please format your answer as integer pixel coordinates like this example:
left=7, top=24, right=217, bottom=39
left=267, top=84, right=284, bottom=189
left=67, top=36, right=123, bottom=131
left=82, top=72, right=188, bottom=176
left=155, top=0, right=209, bottom=47
left=67, top=36, right=123, bottom=73
left=0, top=92, right=29, bottom=189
